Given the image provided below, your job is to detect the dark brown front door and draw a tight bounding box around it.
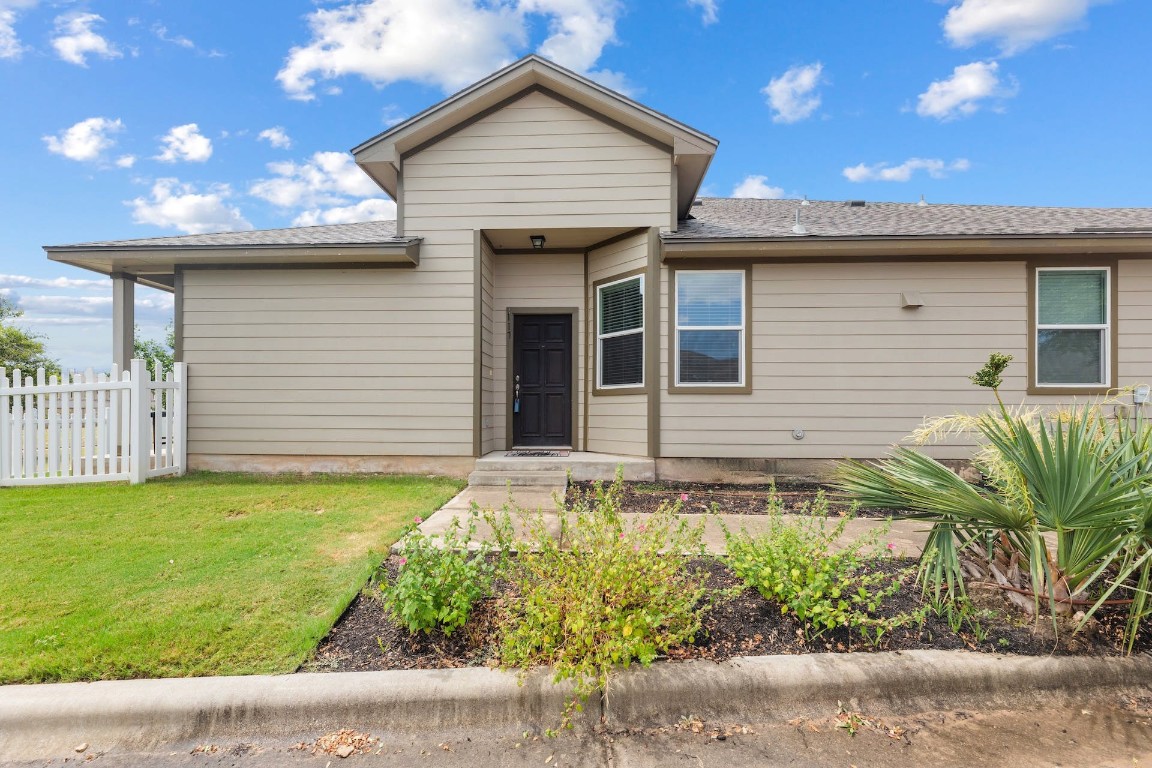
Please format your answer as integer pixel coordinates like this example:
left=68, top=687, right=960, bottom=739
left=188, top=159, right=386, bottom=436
left=512, top=314, right=572, bottom=447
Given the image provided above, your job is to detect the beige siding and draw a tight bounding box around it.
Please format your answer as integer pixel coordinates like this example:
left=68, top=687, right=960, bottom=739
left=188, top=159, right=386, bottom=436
left=586, top=232, right=649, bottom=455
left=1119, top=259, right=1152, bottom=387
left=184, top=255, right=474, bottom=458
left=491, top=252, right=585, bottom=449
left=480, top=237, right=498, bottom=454
left=402, top=90, right=673, bottom=233
left=660, top=260, right=1034, bottom=460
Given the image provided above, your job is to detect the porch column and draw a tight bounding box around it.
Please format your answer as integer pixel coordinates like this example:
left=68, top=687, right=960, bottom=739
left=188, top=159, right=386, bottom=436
left=111, top=272, right=135, bottom=372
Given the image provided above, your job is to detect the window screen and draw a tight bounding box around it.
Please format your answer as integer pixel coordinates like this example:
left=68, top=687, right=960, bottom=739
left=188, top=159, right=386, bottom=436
left=597, top=276, right=643, bottom=387
left=676, top=271, right=744, bottom=385
left=1036, top=268, right=1109, bottom=386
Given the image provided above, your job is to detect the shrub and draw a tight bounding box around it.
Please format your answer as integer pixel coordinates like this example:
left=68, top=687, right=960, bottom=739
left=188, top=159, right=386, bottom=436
left=380, top=515, right=495, bottom=636
left=485, top=473, right=713, bottom=730
left=723, top=492, right=916, bottom=645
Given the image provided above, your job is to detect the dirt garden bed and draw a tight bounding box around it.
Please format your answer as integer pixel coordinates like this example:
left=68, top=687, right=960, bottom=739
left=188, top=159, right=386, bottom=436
left=302, top=481, right=1152, bottom=674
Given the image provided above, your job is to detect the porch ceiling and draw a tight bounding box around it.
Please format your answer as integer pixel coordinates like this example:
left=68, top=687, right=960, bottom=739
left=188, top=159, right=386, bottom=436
left=485, top=226, right=636, bottom=252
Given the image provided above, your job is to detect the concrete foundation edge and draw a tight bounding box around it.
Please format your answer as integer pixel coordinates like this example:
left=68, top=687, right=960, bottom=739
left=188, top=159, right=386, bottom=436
left=655, top=457, right=976, bottom=484
left=4, top=651, right=1151, bottom=760
left=188, top=454, right=476, bottom=478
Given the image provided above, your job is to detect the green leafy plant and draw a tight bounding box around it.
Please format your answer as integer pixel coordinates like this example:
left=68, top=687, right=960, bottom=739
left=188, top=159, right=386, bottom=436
left=723, top=492, right=916, bottom=644
left=485, top=472, right=713, bottom=731
left=381, top=515, right=495, bottom=636
left=836, top=353, right=1152, bottom=652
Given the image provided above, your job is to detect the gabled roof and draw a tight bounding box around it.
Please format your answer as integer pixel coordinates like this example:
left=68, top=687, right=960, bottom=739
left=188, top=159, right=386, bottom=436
left=49, top=220, right=407, bottom=249
left=352, top=55, right=718, bottom=219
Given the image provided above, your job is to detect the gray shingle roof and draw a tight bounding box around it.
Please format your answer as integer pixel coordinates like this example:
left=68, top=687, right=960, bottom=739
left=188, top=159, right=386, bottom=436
left=49, top=220, right=407, bottom=249
left=668, top=198, right=1152, bottom=240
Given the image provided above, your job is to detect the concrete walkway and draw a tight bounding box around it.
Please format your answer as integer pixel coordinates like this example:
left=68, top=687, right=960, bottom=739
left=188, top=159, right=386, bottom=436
left=412, top=485, right=932, bottom=557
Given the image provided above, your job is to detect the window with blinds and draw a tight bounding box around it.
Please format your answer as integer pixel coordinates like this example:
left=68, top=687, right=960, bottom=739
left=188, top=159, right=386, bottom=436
left=675, top=270, right=744, bottom=386
left=597, top=275, right=644, bottom=388
left=1035, top=267, right=1109, bottom=387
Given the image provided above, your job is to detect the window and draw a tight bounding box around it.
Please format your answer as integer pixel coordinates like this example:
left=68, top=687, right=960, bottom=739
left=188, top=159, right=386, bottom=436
left=1035, top=267, right=1110, bottom=388
left=675, top=270, right=745, bottom=386
left=597, top=275, right=644, bottom=388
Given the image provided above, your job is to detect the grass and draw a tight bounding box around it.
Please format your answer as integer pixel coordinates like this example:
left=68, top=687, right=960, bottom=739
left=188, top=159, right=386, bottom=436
left=0, top=471, right=463, bottom=684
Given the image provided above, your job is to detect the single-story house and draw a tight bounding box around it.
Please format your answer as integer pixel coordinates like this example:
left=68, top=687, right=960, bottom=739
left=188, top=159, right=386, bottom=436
left=45, top=55, right=1152, bottom=480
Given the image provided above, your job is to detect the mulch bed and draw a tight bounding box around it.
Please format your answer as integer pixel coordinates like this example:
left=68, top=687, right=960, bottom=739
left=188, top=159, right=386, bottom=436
left=302, top=554, right=1152, bottom=675
left=567, top=480, right=899, bottom=518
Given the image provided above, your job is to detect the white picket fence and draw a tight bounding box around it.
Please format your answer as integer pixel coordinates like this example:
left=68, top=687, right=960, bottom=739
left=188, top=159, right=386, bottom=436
left=0, top=359, right=186, bottom=486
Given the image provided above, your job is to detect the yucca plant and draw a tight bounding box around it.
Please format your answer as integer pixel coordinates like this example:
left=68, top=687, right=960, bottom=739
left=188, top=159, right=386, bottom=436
left=835, top=354, right=1152, bottom=651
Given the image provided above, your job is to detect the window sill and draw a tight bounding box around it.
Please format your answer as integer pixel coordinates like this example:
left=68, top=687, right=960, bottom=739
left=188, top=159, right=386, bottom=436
left=1027, top=385, right=1113, bottom=397
left=592, top=385, right=646, bottom=397
left=668, top=384, right=752, bottom=395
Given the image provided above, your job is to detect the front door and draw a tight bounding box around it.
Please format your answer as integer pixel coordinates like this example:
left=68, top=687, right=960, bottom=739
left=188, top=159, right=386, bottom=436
left=512, top=314, right=572, bottom=447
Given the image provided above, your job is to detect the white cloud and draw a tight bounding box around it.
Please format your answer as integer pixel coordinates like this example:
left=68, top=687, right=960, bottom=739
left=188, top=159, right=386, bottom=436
left=276, top=0, right=626, bottom=100
left=155, top=123, right=213, bottom=163
left=0, top=274, right=108, bottom=290
left=762, top=62, right=824, bottom=124
left=258, top=126, right=292, bottom=149
left=151, top=23, right=194, bottom=49
left=51, top=12, right=121, bottom=66
left=293, top=198, right=397, bottom=227
left=916, top=60, right=1016, bottom=120
left=731, top=175, right=784, bottom=199
left=0, top=1, right=38, bottom=59
left=249, top=151, right=380, bottom=208
left=115, top=154, right=136, bottom=168
left=128, top=178, right=252, bottom=234
left=687, top=0, right=718, bottom=25
left=842, top=158, right=971, bottom=183
left=943, top=0, right=1097, bottom=56
left=43, top=117, right=124, bottom=163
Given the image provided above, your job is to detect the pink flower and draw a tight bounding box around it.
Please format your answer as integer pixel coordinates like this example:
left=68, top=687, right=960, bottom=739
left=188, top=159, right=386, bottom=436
left=886, top=543, right=896, bottom=551
left=398, top=557, right=407, bottom=566
left=619, top=532, right=626, bottom=539
left=633, top=544, right=641, bottom=552
left=638, top=524, right=647, bottom=533
left=414, top=516, right=423, bottom=524
left=680, top=493, right=689, bottom=502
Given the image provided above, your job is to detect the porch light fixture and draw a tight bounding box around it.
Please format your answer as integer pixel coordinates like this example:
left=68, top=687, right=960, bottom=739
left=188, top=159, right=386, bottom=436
left=529, top=234, right=546, bottom=249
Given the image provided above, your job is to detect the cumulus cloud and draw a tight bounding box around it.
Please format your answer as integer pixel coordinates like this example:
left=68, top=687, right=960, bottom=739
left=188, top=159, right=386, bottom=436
left=916, top=60, right=1016, bottom=120
left=257, top=126, right=292, bottom=149
left=731, top=175, right=784, bottom=199
left=0, top=0, right=38, bottom=59
left=293, top=198, right=398, bottom=227
left=115, top=154, right=136, bottom=168
left=0, top=273, right=108, bottom=290
left=944, top=0, right=1098, bottom=56
left=51, top=12, right=121, bottom=66
left=762, top=62, right=824, bottom=124
left=155, top=123, right=213, bottom=163
left=842, top=158, right=971, bottom=183
left=128, top=178, right=252, bottom=234
left=686, top=0, right=718, bottom=25
left=276, top=0, right=626, bottom=100
left=43, top=117, right=124, bottom=163
left=249, top=151, right=380, bottom=208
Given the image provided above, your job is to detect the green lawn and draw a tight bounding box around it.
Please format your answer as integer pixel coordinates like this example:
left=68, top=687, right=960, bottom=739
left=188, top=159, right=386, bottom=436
left=0, top=472, right=463, bottom=684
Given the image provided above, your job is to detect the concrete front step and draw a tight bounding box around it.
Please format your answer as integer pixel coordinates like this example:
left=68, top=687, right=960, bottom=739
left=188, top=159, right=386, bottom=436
left=474, top=451, right=655, bottom=482
left=467, top=469, right=570, bottom=487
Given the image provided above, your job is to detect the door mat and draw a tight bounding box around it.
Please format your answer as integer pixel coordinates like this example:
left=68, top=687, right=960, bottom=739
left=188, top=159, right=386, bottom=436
left=505, top=450, right=570, bottom=457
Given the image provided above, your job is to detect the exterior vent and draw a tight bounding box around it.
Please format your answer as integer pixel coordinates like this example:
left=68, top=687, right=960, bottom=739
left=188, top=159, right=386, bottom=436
left=846, top=200, right=866, bottom=207
left=692, top=199, right=704, bottom=206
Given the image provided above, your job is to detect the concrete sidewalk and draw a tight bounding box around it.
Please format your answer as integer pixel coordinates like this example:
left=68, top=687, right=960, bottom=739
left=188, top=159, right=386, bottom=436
left=411, top=485, right=932, bottom=557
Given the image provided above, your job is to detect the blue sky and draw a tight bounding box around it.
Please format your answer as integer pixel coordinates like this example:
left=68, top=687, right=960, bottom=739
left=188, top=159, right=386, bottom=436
left=2, top=0, right=1150, bottom=370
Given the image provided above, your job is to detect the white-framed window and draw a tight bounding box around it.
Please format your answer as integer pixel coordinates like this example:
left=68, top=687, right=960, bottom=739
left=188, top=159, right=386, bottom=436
left=597, top=274, right=644, bottom=388
left=675, top=270, right=745, bottom=386
left=1035, top=266, right=1110, bottom=387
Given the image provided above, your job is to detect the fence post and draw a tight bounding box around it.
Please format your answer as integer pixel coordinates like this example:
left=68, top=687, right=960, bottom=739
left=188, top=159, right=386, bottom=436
left=173, top=362, right=187, bottom=476
left=129, top=359, right=148, bottom=484
left=0, top=367, right=8, bottom=486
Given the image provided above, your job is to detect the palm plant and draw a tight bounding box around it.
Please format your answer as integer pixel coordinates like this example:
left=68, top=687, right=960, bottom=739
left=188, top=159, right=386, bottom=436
left=835, top=355, right=1152, bottom=651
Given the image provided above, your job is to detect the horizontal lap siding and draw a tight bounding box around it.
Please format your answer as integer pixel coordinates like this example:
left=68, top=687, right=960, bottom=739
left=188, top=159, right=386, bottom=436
left=492, top=253, right=585, bottom=449
left=402, top=90, right=673, bottom=232
left=183, top=259, right=473, bottom=458
left=1119, top=259, right=1152, bottom=386
left=660, top=261, right=1030, bottom=460
left=586, top=233, right=649, bottom=456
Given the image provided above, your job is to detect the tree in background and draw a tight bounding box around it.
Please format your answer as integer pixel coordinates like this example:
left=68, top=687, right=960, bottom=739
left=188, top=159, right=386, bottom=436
left=133, top=324, right=175, bottom=378
left=0, top=296, right=61, bottom=378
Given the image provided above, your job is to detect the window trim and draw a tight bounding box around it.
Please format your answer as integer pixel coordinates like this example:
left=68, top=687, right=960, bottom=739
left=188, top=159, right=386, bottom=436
left=593, top=271, right=645, bottom=395
left=1028, top=260, right=1118, bottom=396
left=669, top=267, right=752, bottom=393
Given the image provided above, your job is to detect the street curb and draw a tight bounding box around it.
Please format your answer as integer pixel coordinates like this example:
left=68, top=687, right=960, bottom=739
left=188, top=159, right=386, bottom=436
left=3, top=651, right=1152, bottom=760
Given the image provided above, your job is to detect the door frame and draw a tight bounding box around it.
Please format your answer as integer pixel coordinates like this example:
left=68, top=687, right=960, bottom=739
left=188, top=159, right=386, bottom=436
left=506, top=307, right=580, bottom=450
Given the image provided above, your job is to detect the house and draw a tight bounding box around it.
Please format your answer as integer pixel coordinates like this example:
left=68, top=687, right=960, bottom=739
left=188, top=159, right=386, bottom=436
left=45, top=56, right=1152, bottom=481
